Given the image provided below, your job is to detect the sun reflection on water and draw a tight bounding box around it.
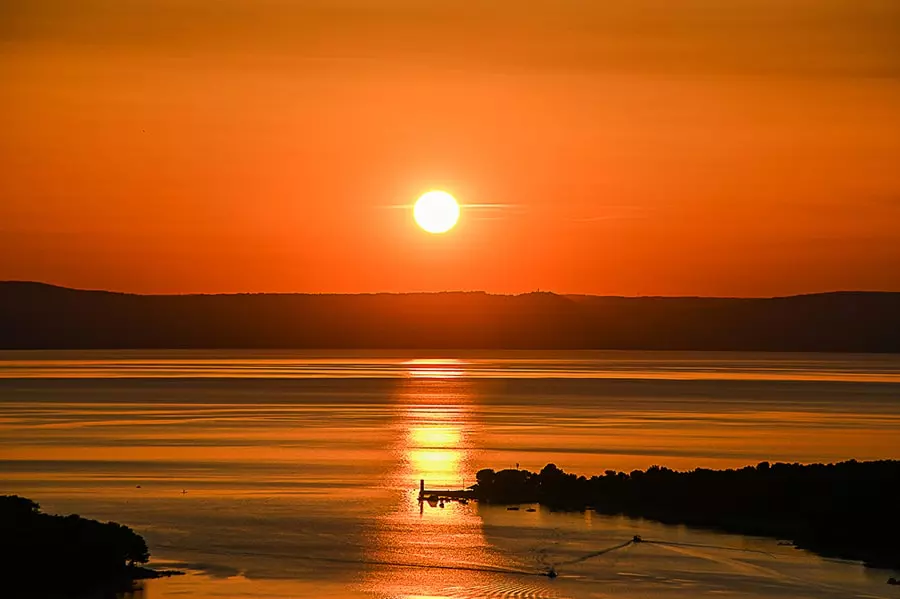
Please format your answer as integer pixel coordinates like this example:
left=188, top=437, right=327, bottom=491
left=363, top=361, right=514, bottom=598
left=403, top=359, right=466, bottom=379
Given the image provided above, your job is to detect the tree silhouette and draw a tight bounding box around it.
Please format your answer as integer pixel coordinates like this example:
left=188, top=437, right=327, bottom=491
left=473, top=460, right=900, bottom=569
left=0, top=495, right=152, bottom=593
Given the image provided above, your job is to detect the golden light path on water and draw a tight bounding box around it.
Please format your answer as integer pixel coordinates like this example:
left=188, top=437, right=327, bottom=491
left=369, top=363, right=482, bottom=596
left=364, top=360, right=558, bottom=599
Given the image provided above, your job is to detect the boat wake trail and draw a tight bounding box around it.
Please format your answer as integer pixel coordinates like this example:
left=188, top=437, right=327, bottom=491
left=299, top=537, right=772, bottom=580
left=554, top=540, right=635, bottom=566
left=298, top=555, right=544, bottom=577
left=552, top=536, right=775, bottom=569
left=643, top=539, right=775, bottom=558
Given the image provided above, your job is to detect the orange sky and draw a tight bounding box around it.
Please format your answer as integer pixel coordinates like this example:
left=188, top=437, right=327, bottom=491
left=2, top=1, right=899, bottom=296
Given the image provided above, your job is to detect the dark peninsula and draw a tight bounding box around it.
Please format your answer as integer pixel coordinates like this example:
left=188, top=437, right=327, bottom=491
left=473, top=460, right=900, bottom=570
left=2, top=282, right=900, bottom=352
left=0, top=495, right=180, bottom=596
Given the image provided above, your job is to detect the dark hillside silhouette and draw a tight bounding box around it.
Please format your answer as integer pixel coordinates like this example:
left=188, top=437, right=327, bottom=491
left=473, top=460, right=900, bottom=569
left=1, top=282, right=899, bottom=351
left=0, top=495, right=175, bottom=594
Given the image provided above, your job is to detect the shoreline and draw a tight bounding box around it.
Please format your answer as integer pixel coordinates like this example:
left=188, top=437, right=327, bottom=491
left=471, top=460, right=900, bottom=572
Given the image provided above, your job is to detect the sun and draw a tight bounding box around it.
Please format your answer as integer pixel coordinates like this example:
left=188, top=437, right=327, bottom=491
left=414, top=191, right=460, bottom=234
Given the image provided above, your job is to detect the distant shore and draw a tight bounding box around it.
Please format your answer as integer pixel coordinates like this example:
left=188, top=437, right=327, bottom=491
left=3, top=281, right=900, bottom=352
left=472, top=460, right=900, bottom=570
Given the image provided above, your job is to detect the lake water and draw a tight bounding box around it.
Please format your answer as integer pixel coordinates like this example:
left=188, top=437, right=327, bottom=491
left=2, top=350, right=899, bottom=598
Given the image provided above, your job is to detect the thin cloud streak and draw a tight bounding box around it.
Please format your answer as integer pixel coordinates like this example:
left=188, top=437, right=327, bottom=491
left=380, top=203, right=520, bottom=211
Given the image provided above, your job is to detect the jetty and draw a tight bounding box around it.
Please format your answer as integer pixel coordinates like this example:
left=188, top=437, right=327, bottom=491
left=418, top=480, right=476, bottom=502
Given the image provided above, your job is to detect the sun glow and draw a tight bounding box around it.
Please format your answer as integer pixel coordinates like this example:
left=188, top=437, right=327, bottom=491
left=414, top=191, right=460, bottom=234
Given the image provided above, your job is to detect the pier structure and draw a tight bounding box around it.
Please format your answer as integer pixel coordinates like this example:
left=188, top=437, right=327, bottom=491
left=418, top=479, right=476, bottom=501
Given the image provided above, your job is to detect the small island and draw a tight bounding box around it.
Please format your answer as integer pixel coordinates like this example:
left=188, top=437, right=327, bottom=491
left=0, top=495, right=180, bottom=596
left=472, top=460, right=900, bottom=570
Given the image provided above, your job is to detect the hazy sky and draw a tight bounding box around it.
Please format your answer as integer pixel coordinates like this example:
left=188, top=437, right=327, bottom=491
left=2, top=1, right=899, bottom=295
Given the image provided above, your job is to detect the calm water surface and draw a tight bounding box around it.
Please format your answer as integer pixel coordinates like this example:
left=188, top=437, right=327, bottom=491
left=2, top=350, right=899, bottom=598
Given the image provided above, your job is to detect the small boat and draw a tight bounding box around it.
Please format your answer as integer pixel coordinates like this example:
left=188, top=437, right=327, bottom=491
left=439, top=501, right=445, bottom=508
left=458, top=499, right=469, bottom=505
left=526, top=508, right=537, bottom=513
left=545, top=567, right=558, bottom=579
left=507, top=506, right=520, bottom=511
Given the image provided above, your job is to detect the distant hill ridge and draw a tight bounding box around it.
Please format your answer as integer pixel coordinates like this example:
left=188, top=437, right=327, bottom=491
left=2, top=281, right=899, bottom=351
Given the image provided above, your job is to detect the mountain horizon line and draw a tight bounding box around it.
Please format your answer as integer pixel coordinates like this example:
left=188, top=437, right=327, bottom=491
left=2, top=281, right=899, bottom=352
left=3, top=280, right=898, bottom=301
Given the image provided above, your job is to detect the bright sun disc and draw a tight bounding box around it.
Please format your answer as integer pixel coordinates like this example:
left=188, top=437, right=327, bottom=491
left=414, top=191, right=460, bottom=234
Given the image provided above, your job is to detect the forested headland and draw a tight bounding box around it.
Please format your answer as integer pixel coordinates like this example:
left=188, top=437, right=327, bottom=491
left=473, top=460, right=900, bottom=569
left=0, top=495, right=179, bottom=595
